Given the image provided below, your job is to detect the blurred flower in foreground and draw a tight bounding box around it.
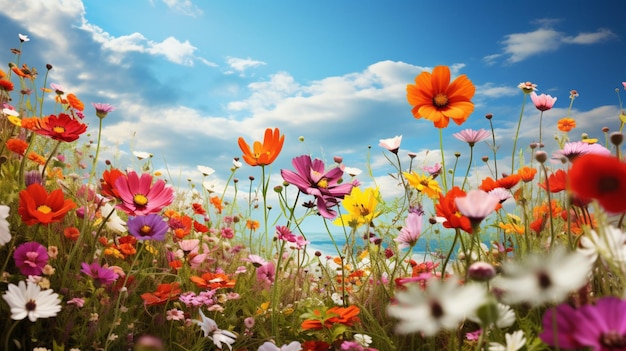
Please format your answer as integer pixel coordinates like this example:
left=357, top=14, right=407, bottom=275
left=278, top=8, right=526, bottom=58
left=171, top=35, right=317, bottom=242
left=194, top=309, right=237, bottom=350
left=238, top=127, right=284, bottom=166
left=2, top=281, right=61, bottom=321
left=387, top=278, right=486, bottom=336
left=491, top=247, right=591, bottom=307
left=540, top=297, right=626, bottom=350
left=0, top=205, right=10, bottom=245
left=569, top=154, right=626, bottom=213
left=488, top=330, right=526, bottom=351
left=407, top=65, right=475, bottom=128
left=258, top=341, right=302, bottom=351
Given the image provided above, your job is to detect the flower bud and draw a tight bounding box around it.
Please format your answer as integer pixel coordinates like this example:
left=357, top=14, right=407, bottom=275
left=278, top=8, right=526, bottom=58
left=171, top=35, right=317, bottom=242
left=468, top=261, right=496, bottom=281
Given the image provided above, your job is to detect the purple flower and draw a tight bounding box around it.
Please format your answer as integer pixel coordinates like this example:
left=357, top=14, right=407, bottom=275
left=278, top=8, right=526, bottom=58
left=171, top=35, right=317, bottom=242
left=394, top=211, right=423, bottom=249
left=14, top=242, right=49, bottom=276
left=540, top=297, right=626, bottom=350
left=92, top=102, right=115, bottom=119
left=281, top=155, right=359, bottom=219
left=81, top=262, right=119, bottom=287
left=127, top=214, right=169, bottom=241
left=453, top=128, right=490, bottom=146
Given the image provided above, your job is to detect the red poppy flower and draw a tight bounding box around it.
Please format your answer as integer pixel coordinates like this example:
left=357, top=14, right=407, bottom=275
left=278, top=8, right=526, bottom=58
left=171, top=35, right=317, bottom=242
left=100, top=168, right=124, bottom=199
left=192, top=203, right=206, bottom=215
left=6, top=138, right=28, bottom=156
left=569, top=154, right=626, bottom=213
left=496, top=174, right=521, bottom=190
left=478, top=177, right=498, bottom=192
left=435, top=186, right=472, bottom=234
left=140, top=282, right=182, bottom=306
left=538, top=169, right=567, bottom=193
left=35, top=113, right=87, bottom=142
left=18, top=183, right=77, bottom=225
left=190, top=272, right=236, bottom=290
left=0, top=79, right=14, bottom=91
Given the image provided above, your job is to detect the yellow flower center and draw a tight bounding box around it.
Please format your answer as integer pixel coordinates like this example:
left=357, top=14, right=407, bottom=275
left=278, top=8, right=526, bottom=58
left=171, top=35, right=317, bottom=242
left=53, top=126, right=65, bottom=134
left=432, top=93, right=449, bottom=108
left=37, top=205, right=52, bottom=214
left=133, top=194, right=149, bottom=206
left=140, top=225, right=152, bottom=234
left=317, top=178, right=328, bottom=189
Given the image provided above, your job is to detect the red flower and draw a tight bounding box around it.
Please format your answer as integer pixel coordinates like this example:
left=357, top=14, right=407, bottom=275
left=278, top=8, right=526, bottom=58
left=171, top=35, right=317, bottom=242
left=18, top=183, right=77, bottom=225
left=435, top=186, right=472, bottom=234
left=36, top=113, right=87, bottom=142
left=478, top=177, right=498, bottom=192
left=538, top=169, right=567, bottom=193
left=301, top=341, right=331, bottom=351
left=496, top=174, right=521, bottom=190
left=6, top=138, right=28, bottom=156
left=140, top=282, right=182, bottom=306
left=100, top=168, right=124, bottom=199
left=301, top=305, right=360, bottom=330
left=569, top=154, right=626, bottom=213
left=190, top=272, right=236, bottom=290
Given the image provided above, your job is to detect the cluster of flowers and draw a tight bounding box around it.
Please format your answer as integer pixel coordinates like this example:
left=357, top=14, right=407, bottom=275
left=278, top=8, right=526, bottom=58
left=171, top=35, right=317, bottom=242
left=2, top=32, right=626, bottom=351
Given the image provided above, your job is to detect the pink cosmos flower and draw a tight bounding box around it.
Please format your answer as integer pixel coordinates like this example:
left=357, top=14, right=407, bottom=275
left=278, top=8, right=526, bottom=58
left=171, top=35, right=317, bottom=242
left=91, top=102, right=115, bottom=119
left=394, top=211, right=423, bottom=249
left=379, top=135, right=402, bottom=154
left=455, top=190, right=499, bottom=223
left=553, top=141, right=611, bottom=162
left=115, top=171, right=174, bottom=216
left=453, top=128, right=490, bottom=146
left=423, top=163, right=442, bottom=179
left=281, top=155, right=359, bottom=219
left=530, top=92, right=557, bottom=111
left=244, top=254, right=268, bottom=268
left=14, top=242, right=49, bottom=276
left=256, top=261, right=275, bottom=289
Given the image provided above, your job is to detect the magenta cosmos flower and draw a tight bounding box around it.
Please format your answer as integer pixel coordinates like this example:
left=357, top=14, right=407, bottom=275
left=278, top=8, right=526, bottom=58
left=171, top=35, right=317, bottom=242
left=281, top=155, right=359, bottom=219
left=453, top=128, right=490, bottom=146
left=530, top=92, right=557, bottom=111
left=553, top=141, right=611, bottom=162
left=127, top=214, right=169, bottom=241
left=14, top=241, right=49, bottom=276
left=540, top=297, right=626, bottom=350
left=81, top=262, right=119, bottom=287
left=115, top=171, right=174, bottom=216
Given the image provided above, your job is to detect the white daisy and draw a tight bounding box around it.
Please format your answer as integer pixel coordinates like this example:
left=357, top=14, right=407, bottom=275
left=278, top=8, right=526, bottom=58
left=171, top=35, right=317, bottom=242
left=491, top=246, right=591, bottom=307
left=2, top=281, right=62, bottom=322
left=0, top=204, right=11, bottom=246
left=488, top=330, right=526, bottom=351
left=197, top=165, right=215, bottom=176
left=100, top=203, right=127, bottom=233
left=578, top=225, right=626, bottom=266
left=468, top=302, right=516, bottom=328
left=133, top=151, right=153, bottom=160
left=194, top=309, right=236, bottom=350
left=258, top=341, right=301, bottom=351
left=387, top=278, right=487, bottom=336
left=354, top=334, right=373, bottom=347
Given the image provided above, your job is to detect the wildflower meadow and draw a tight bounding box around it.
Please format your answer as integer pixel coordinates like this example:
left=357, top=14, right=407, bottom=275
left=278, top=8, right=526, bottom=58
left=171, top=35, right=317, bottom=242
left=3, top=33, right=626, bottom=351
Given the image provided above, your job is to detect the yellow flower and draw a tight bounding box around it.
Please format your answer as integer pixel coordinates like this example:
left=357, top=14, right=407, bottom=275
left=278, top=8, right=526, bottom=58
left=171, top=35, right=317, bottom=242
left=403, top=171, right=442, bottom=199
left=333, top=187, right=381, bottom=227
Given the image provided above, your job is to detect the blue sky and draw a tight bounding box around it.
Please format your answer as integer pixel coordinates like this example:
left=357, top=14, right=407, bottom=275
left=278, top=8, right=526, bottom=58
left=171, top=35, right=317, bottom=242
left=1, top=1, right=624, bottom=233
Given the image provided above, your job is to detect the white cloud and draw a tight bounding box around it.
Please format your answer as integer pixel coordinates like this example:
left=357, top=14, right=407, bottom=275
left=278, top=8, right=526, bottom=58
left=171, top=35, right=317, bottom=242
left=225, top=57, right=267, bottom=75
left=475, top=83, right=519, bottom=99
left=147, top=36, right=197, bottom=65
left=486, top=23, right=617, bottom=64
left=161, top=0, right=203, bottom=17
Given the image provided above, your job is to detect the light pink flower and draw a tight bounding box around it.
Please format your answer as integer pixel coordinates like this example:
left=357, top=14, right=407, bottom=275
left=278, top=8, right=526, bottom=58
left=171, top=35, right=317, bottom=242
left=453, top=129, right=490, bottom=146
left=395, top=211, right=423, bottom=249
left=379, top=135, right=402, bottom=153
left=530, top=92, right=557, bottom=111
left=455, top=190, right=500, bottom=221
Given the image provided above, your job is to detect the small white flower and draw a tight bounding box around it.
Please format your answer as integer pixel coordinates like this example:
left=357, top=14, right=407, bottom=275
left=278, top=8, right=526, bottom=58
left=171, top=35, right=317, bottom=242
left=491, top=246, right=591, bottom=307
left=233, top=159, right=242, bottom=168
left=100, top=203, right=127, bottom=233
left=578, top=225, right=626, bottom=266
left=354, top=334, right=373, bottom=347
left=468, top=303, right=516, bottom=328
left=488, top=330, right=526, bottom=351
left=379, top=135, right=402, bottom=153
left=2, top=281, right=62, bottom=322
left=198, top=165, right=215, bottom=176
left=194, top=309, right=237, bottom=350
left=387, top=278, right=487, bottom=336
left=258, top=341, right=301, bottom=351
left=18, top=33, right=30, bottom=42
left=0, top=205, right=11, bottom=246
left=2, top=108, right=19, bottom=117
left=342, top=166, right=362, bottom=177
left=133, top=151, right=153, bottom=160
left=331, top=292, right=344, bottom=305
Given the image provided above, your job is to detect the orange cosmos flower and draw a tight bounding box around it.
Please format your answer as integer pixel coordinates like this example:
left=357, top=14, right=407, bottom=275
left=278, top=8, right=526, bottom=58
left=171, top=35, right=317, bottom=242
left=517, top=166, right=537, bottom=183
left=246, top=219, right=260, bottom=231
left=66, top=93, right=84, bottom=111
left=407, top=65, right=475, bottom=128
left=20, top=117, right=45, bottom=131
left=301, top=305, right=361, bottom=330
left=237, top=127, right=285, bottom=166
left=140, top=282, right=182, bottom=306
left=6, top=138, right=28, bottom=156
left=27, top=152, right=46, bottom=165
left=210, top=196, right=224, bottom=214
left=496, top=174, right=521, bottom=190
left=190, top=272, right=236, bottom=290
left=18, top=183, right=77, bottom=225
left=557, top=117, right=576, bottom=132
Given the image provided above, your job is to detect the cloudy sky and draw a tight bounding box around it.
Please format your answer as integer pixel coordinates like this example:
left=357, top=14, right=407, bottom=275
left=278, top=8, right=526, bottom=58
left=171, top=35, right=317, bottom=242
left=1, top=1, right=624, bottom=233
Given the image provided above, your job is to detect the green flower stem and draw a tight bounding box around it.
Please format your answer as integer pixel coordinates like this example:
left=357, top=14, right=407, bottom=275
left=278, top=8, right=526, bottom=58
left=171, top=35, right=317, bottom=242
left=439, top=128, right=448, bottom=192
left=538, top=110, right=545, bottom=148
left=41, top=140, right=62, bottom=180
left=540, top=163, right=557, bottom=250
left=4, top=319, right=20, bottom=351
left=511, top=93, right=528, bottom=173
left=441, top=228, right=460, bottom=280
left=270, top=240, right=287, bottom=341
left=461, top=145, right=474, bottom=190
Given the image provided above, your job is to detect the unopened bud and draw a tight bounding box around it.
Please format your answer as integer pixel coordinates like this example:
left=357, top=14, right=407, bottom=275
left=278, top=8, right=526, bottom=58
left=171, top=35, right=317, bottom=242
left=535, top=151, right=548, bottom=163
left=485, top=113, right=493, bottom=120
left=610, top=132, right=624, bottom=146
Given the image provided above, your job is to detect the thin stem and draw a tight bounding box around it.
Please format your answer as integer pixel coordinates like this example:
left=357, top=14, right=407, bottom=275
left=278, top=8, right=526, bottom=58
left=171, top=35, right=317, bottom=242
left=41, top=140, right=62, bottom=179
left=461, top=145, right=474, bottom=190
left=441, top=228, right=460, bottom=279
left=511, top=93, right=528, bottom=173
left=488, top=118, right=498, bottom=179
left=538, top=110, right=545, bottom=148
left=4, top=319, right=20, bottom=351
left=439, top=128, right=448, bottom=192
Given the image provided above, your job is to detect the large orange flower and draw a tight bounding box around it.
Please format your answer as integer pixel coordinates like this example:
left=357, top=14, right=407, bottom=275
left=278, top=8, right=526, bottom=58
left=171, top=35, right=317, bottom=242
left=407, top=65, right=475, bottom=128
left=237, top=127, right=284, bottom=166
left=18, top=183, right=77, bottom=225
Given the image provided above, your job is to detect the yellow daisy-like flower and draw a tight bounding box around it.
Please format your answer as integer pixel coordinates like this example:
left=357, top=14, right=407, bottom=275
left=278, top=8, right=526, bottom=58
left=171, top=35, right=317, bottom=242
left=403, top=171, right=442, bottom=199
left=333, top=187, right=381, bottom=228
